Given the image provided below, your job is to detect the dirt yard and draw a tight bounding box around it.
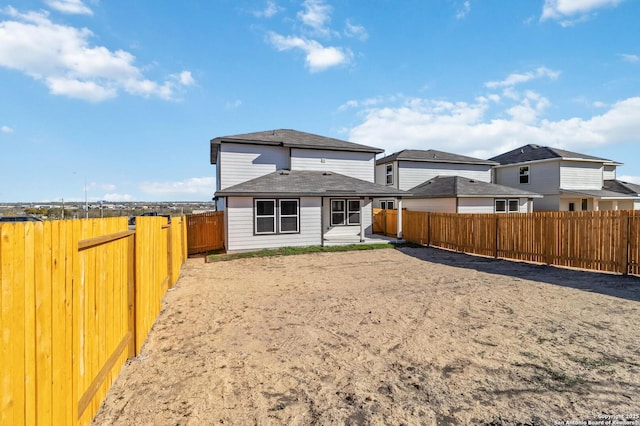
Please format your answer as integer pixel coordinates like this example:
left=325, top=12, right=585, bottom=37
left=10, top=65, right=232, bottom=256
left=92, top=246, right=640, bottom=425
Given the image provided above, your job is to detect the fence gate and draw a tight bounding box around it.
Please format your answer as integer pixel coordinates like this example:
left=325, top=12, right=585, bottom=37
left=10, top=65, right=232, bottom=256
left=186, top=211, right=224, bottom=255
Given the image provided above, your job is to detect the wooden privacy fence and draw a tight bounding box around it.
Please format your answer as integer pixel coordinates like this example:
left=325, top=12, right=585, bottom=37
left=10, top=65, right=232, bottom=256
left=0, top=216, right=187, bottom=426
left=392, top=209, right=640, bottom=276
left=186, top=211, right=224, bottom=254
left=372, top=208, right=398, bottom=237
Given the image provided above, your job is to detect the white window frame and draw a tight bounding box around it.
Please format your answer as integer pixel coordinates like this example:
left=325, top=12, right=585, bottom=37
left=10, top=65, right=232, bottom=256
left=508, top=199, right=519, bottom=213
left=255, top=199, right=276, bottom=234
left=519, top=166, right=530, bottom=184
left=380, top=200, right=395, bottom=210
left=386, top=164, right=393, bottom=185
left=347, top=200, right=361, bottom=225
left=495, top=199, right=519, bottom=213
left=279, top=199, right=299, bottom=234
left=331, top=199, right=361, bottom=226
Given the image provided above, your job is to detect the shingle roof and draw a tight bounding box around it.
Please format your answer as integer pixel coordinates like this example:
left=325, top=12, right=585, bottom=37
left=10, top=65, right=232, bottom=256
left=377, top=149, right=497, bottom=166
left=408, top=176, right=541, bottom=198
left=489, top=144, right=617, bottom=165
left=215, top=170, right=409, bottom=198
left=210, top=129, right=383, bottom=164
left=560, top=188, right=638, bottom=199
left=602, top=180, right=640, bottom=196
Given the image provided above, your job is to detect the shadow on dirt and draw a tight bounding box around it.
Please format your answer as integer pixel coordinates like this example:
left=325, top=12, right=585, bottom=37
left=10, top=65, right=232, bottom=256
left=396, top=245, right=640, bottom=303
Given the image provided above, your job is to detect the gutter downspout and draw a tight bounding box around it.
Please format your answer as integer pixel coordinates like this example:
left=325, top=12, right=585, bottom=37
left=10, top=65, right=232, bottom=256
left=321, top=197, right=325, bottom=246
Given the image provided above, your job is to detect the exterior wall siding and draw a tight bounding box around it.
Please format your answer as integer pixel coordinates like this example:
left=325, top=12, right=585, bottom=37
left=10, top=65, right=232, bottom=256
left=494, top=161, right=560, bottom=195
left=533, top=194, right=560, bottom=211
left=398, top=162, right=492, bottom=190
left=603, top=165, right=616, bottom=181
left=560, top=161, right=603, bottom=190
left=403, top=198, right=457, bottom=213
left=226, top=197, right=321, bottom=252
left=219, top=143, right=289, bottom=189
left=457, top=198, right=495, bottom=214
left=291, top=149, right=375, bottom=182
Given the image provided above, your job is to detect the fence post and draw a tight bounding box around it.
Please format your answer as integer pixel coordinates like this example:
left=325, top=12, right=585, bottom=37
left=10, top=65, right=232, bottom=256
left=619, top=211, right=630, bottom=275
left=494, top=215, right=499, bottom=259
left=545, top=213, right=553, bottom=265
left=127, top=232, right=137, bottom=358
left=167, top=223, right=174, bottom=287
left=426, top=212, right=430, bottom=246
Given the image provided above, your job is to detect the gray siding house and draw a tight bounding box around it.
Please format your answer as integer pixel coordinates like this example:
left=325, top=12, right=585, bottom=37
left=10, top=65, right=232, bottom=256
left=211, top=129, right=407, bottom=252
left=490, top=144, right=639, bottom=211
left=403, top=176, right=541, bottom=213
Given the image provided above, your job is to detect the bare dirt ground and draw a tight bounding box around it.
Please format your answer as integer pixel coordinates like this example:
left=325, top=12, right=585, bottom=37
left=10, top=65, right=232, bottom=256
left=92, top=246, right=640, bottom=426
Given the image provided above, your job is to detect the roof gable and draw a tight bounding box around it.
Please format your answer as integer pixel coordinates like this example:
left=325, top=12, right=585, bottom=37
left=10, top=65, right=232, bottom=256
left=377, top=149, right=497, bottom=166
left=211, top=129, right=383, bottom=164
left=489, top=144, right=616, bottom=166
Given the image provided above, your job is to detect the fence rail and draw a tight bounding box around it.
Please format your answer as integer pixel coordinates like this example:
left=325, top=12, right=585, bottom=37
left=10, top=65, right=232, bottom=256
left=0, top=216, right=187, bottom=426
left=374, top=209, right=640, bottom=276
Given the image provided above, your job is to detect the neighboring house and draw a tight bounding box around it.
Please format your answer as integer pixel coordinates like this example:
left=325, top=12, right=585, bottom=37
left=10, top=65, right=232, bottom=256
left=211, top=129, right=407, bottom=252
left=403, top=176, right=541, bottom=213
left=373, top=149, right=499, bottom=209
left=490, top=144, right=640, bottom=211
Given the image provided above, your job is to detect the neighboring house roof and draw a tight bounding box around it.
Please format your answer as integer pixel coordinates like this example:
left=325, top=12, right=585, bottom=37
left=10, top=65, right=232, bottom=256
left=216, top=170, right=409, bottom=198
left=377, top=149, right=497, bottom=166
left=210, top=129, right=384, bottom=164
left=489, top=144, right=621, bottom=166
left=603, top=179, right=640, bottom=196
left=408, top=176, right=542, bottom=199
left=559, top=188, right=638, bottom=200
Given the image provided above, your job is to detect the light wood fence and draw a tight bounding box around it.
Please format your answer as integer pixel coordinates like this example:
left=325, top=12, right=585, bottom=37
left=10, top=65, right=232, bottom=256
left=186, top=211, right=224, bottom=254
left=381, top=209, right=640, bottom=276
left=0, top=216, right=187, bottom=426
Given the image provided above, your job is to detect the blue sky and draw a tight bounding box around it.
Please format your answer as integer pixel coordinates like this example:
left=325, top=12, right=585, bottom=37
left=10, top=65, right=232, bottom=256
left=1, top=0, right=639, bottom=202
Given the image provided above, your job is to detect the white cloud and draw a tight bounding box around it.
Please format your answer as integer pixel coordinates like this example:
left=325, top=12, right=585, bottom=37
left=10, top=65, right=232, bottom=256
left=102, top=193, right=135, bottom=202
left=0, top=7, right=194, bottom=102
left=1, top=125, right=14, bottom=133
left=346, top=88, right=640, bottom=161
left=298, top=0, right=332, bottom=36
left=252, top=0, right=282, bottom=18
left=456, top=1, right=471, bottom=19
left=619, top=53, right=639, bottom=63
left=618, top=175, right=640, bottom=184
left=44, top=0, right=93, bottom=15
left=225, top=99, right=242, bottom=110
left=344, top=20, right=368, bottom=40
left=541, top=0, right=625, bottom=25
left=140, top=177, right=216, bottom=200
left=485, top=67, right=560, bottom=89
left=267, top=32, right=351, bottom=72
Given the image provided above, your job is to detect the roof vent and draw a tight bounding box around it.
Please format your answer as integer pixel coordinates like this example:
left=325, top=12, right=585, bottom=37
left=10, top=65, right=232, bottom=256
left=279, top=170, right=290, bottom=175
left=322, top=171, right=332, bottom=176
left=433, top=154, right=437, bottom=158
left=469, top=180, right=475, bottom=183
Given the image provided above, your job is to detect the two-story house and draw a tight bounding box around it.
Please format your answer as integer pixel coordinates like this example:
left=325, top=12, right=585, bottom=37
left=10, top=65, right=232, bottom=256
left=490, top=144, right=639, bottom=211
left=211, top=129, right=407, bottom=252
left=374, top=149, right=539, bottom=213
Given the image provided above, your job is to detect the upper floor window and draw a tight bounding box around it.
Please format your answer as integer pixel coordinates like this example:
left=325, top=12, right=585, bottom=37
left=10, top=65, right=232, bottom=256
left=386, top=164, right=393, bottom=185
left=519, top=166, right=529, bottom=184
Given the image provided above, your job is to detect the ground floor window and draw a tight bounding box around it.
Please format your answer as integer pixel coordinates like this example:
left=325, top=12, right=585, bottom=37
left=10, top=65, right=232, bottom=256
left=380, top=200, right=395, bottom=210
left=331, top=199, right=361, bottom=226
left=495, top=199, right=519, bottom=213
left=255, top=199, right=299, bottom=234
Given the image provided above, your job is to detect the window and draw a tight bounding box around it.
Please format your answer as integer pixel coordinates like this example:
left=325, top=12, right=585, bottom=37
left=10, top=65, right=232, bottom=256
left=279, top=199, right=299, bottom=233
left=581, top=199, right=588, bottom=211
left=386, top=164, right=393, bottom=185
left=380, top=200, right=395, bottom=210
left=519, top=166, right=529, bottom=184
left=495, top=199, right=519, bottom=213
left=254, top=199, right=299, bottom=234
left=331, top=199, right=361, bottom=226
left=568, top=202, right=575, bottom=212
left=348, top=200, right=361, bottom=225
left=255, top=199, right=276, bottom=234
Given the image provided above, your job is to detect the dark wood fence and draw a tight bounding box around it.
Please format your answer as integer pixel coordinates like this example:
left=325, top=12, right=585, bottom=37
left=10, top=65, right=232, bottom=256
left=374, top=209, right=640, bottom=276
left=186, top=211, right=224, bottom=254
